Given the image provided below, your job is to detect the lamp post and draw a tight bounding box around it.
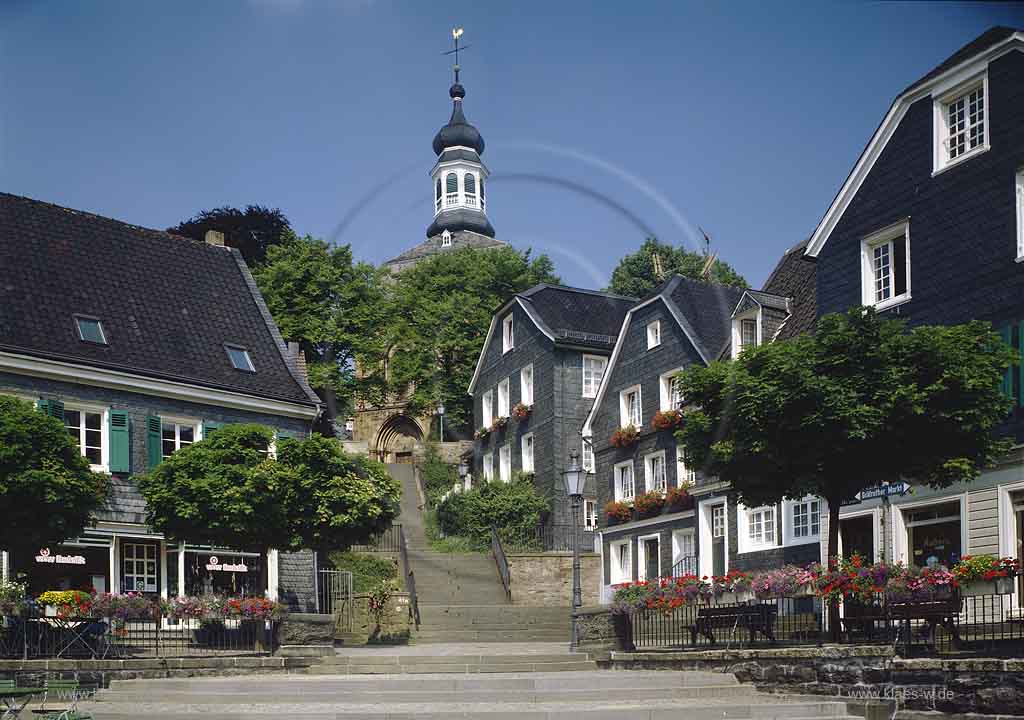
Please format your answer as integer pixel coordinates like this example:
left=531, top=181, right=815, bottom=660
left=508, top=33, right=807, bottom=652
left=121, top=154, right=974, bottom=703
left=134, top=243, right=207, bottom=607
left=562, top=449, right=586, bottom=649
left=436, top=401, right=446, bottom=443
left=458, top=458, right=469, bottom=491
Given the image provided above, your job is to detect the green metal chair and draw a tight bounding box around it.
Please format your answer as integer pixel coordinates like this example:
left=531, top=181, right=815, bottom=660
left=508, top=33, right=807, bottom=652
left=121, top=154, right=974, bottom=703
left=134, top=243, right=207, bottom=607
left=33, top=680, right=92, bottom=720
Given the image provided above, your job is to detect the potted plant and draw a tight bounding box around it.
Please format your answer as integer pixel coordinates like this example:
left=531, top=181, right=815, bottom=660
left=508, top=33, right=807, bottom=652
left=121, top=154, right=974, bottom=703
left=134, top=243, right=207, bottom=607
left=952, top=555, right=1018, bottom=596
left=511, top=402, right=532, bottom=420
left=0, top=579, right=28, bottom=618
left=610, top=425, right=639, bottom=449
left=664, top=485, right=694, bottom=512
left=651, top=409, right=683, bottom=432
left=474, top=426, right=491, bottom=441
left=633, top=490, right=664, bottom=519
left=604, top=500, right=632, bottom=525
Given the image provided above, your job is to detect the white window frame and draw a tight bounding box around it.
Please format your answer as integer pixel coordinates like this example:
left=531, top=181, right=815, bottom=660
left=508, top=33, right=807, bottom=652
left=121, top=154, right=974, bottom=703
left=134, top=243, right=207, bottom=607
left=672, top=529, right=696, bottom=569
left=160, top=416, right=201, bottom=460
left=783, top=497, right=822, bottom=546
left=933, top=73, right=989, bottom=175
left=122, top=542, right=158, bottom=593
left=482, top=390, right=493, bottom=428
left=584, top=499, right=598, bottom=531
left=737, top=503, right=779, bottom=553
left=63, top=402, right=109, bottom=472
left=860, top=219, right=911, bottom=311
left=1016, top=169, right=1024, bottom=263
left=731, top=308, right=760, bottom=358
left=582, top=354, right=607, bottom=399
left=891, top=494, right=966, bottom=567
left=614, top=460, right=635, bottom=502
left=698, top=497, right=728, bottom=579
left=644, top=450, right=667, bottom=494
left=675, top=444, right=696, bottom=487
left=582, top=438, right=595, bottom=472
left=521, top=433, right=534, bottom=474
left=619, top=384, right=642, bottom=428
left=520, top=364, right=534, bottom=406
left=482, top=452, right=494, bottom=482
left=659, top=368, right=685, bottom=411
left=637, top=532, right=661, bottom=581
left=646, top=320, right=661, bottom=349
left=497, top=377, right=510, bottom=418
left=499, top=444, right=511, bottom=483
left=441, top=229, right=452, bottom=247
left=610, top=540, right=632, bottom=584
left=502, top=314, right=514, bottom=353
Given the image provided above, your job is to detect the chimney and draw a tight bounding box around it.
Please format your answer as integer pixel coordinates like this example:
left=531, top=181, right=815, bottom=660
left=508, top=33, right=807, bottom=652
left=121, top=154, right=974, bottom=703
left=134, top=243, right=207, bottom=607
left=205, top=230, right=225, bottom=247
left=288, top=341, right=311, bottom=384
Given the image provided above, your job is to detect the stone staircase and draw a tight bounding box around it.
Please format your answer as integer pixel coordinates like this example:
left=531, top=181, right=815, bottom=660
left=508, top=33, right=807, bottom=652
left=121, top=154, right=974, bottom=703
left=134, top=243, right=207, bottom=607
left=389, top=463, right=572, bottom=643
left=82, top=669, right=860, bottom=718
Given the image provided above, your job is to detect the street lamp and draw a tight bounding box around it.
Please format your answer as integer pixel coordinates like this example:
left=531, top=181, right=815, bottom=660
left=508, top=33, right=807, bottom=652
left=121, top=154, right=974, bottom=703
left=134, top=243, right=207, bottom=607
left=457, top=458, right=470, bottom=491
left=436, top=401, right=446, bottom=443
left=562, top=449, right=586, bottom=648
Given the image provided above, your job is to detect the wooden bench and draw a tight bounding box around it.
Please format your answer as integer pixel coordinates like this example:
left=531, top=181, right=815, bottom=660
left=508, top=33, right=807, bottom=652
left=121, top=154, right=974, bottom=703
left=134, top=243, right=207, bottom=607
left=888, top=596, right=962, bottom=651
left=691, top=604, right=777, bottom=645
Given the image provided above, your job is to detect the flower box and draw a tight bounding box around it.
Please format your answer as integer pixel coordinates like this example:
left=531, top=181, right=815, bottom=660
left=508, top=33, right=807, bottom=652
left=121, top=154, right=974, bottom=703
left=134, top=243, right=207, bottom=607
left=604, top=501, right=632, bottom=525
left=793, top=583, right=816, bottom=597
left=511, top=403, right=533, bottom=420
left=651, top=409, right=683, bottom=432
left=715, top=590, right=755, bottom=605
left=474, top=427, right=491, bottom=441
left=961, top=578, right=1015, bottom=596
left=44, top=605, right=57, bottom=617
left=610, top=425, right=639, bottom=449
left=490, top=417, right=509, bottom=433
left=633, top=491, right=664, bottom=519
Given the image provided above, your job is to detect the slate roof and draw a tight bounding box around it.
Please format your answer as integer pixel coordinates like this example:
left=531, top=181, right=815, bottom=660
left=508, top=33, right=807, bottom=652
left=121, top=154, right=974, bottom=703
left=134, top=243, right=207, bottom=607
left=663, top=276, right=746, bottom=362
left=0, top=192, right=319, bottom=406
left=96, top=476, right=148, bottom=525
left=519, top=284, right=636, bottom=348
left=761, top=238, right=817, bottom=342
left=383, top=229, right=507, bottom=272
left=902, top=26, right=1020, bottom=96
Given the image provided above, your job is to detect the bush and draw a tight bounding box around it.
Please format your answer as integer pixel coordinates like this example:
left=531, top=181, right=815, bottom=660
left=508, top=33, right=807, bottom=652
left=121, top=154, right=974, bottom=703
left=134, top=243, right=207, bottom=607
left=435, top=476, right=549, bottom=547
left=420, top=443, right=458, bottom=506
left=328, top=551, right=399, bottom=593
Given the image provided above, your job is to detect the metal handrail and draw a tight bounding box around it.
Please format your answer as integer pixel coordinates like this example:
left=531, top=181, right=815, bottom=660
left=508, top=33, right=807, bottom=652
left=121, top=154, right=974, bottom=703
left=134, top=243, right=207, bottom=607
left=491, top=526, right=512, bottom=602
left=398, top=524, right=420, bottom=629
left=671, top=555, right=698, bottom=577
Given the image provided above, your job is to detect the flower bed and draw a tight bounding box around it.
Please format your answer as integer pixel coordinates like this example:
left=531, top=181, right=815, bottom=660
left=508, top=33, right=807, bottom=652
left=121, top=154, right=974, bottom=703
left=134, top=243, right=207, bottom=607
left=610, top=425, right=639, bottom=449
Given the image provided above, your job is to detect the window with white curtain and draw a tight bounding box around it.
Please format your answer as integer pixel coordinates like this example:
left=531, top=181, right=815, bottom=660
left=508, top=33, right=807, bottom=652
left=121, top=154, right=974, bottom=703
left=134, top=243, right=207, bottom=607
left=582, top=355, right=607, bottom=398
left=615, top=461, right=635, bottom=502
left=520, top=364, right=534, bottom=406
left=497, top=377, right=510, bottom=417
left=521, top=433, right=534, bottom=473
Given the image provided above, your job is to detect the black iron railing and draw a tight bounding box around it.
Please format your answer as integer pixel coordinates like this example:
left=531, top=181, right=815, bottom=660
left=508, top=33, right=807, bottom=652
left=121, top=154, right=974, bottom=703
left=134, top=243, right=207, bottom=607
left=671, top=556, right=697, bottom=577
left=0, top=610, right=278, bottom=659
left=398, top=525, right=420, bottom=629
left=346, top=523, right=403, bottom=553
left=491, top=526, right=512, bottom=602
left=499, top=524, right=596, bottom=553
left=316, top=568, right=354, bottom=630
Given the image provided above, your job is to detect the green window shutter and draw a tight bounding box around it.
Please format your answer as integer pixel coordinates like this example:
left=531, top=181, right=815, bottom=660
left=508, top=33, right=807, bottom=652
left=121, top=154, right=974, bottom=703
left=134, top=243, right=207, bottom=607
left=999, top=325, right=1013, bottom=400
left=146, top=416, right=162, bottom=469
left=38, top=399, right=64, bottom=421
left=203, top=421, right=223, bottom=439
left=109, top=410, right=131, bottom=473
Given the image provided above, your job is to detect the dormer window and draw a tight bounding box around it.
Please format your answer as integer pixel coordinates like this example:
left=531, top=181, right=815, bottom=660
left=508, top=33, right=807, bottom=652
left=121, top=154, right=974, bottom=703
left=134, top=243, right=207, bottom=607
left=441, top=230, right=452, bottom=247
left=731, top=308, right=760, bottom=359
left=646, top=320, right=661, bottom=349
left=934, top=76, right=988, bottom=173
left=502, top=313, right=514, bottom=353
left=445, top=173, right=458, bottom=207
left=464, top=173, right=477, bottom=207
left=226, top=345, right=255, bottom=372
left=74, top=315, right=107, bottom=345
left=741, top=319, right=757, bottom=349
left=861, top=219, right=911, bottom=310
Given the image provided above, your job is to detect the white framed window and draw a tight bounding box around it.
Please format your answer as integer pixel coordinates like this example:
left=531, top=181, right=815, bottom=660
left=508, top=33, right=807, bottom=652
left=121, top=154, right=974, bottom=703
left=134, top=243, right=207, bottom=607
left=711, top=505, right=726, bottom=539
left=161, top=420, right=198, bottom=459
left=646, top=320, right=661, bottom=349
left=644, top=450, right=666, bottom=493
left=482, top=390, right=493, bottom=428
left=791, top=499, right=821, bottom=540
left=861, top=219, right=911, bottom=310
left=520, top=364, right=534, bottom=406
left=63, top=404, right=107, bottom=470
left=675, top=444, right=697, bottom=487
left=738, top=504, right=777, bottom=552
left=445, top=172, right=458, bottom=206
left=619, top=385, right=642, bottom=428
left=614, top=460, right=635, bottom=502
left=499, top=444, right=511, bottom=483
left=482, top=452, right=494, bottom=482
left=521, top=433, right=534, bottom=473
left=441, top=229, right=452, bottom=247
left=226, top=345, right=255, bottom=372
left=74, top=315, right=107, bottom=345
left=672, top=530, right=696, bottom=570
left=582, top=439, right=595, bottom=472
left=122, top=542, right=157, bottom=593
left=502, top=314, right=514, bottom=353
left=1016, top=169, right=1023, bottom=262
left=731, top=309, right=760, bottom=358
left=934, top=75, right=988, bottom=173
left=637, top=533, right=661, bottom=581
left=659, top=368, right=684, bottom=411
left=497, top=377, right=510, bottom=418
left=584, top=499, right=598, bottom=531
left=582, top=355, right=607, bottom=398
left=610, top=540, right=631, bottom=584
left=464, top=172, right=478, bottom=207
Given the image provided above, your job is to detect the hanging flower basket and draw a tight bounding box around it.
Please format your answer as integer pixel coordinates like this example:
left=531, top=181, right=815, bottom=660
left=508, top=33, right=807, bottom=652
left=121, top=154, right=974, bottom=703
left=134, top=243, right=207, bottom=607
left=610, top=425, right=640, bottom=449
left=511, top=403, right=533, bottom=420
left=651, top=410, right=683, bottom=432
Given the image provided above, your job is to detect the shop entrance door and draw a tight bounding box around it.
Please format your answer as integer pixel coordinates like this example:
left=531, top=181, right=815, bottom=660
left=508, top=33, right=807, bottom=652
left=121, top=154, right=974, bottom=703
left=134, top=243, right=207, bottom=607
left=840, top=515, right=875, bottom=561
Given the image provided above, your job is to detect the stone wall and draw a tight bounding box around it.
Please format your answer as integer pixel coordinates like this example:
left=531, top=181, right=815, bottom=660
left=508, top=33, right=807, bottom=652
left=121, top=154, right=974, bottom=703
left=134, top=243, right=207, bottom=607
left=336, top=591, right=412, bottom=646
left=507, top=552, right=600, bottom=606
left=278, top=550, right=317, bottom=613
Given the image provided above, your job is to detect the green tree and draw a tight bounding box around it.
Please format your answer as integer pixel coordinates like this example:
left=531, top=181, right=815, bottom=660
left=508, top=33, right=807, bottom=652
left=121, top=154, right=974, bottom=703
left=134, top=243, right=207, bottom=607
left=0, top=396, right=110, bottom=562
left=675, top=308, right=1016, bottom=565
left=381, top=246, right=558, bottom=432
left=254, top=234, right=388, bottom=429
left=138, top=425, right=399, bottom=554
left=169, top=205, right=292, bottom=267
left=607, top=237, right=747, bottom=297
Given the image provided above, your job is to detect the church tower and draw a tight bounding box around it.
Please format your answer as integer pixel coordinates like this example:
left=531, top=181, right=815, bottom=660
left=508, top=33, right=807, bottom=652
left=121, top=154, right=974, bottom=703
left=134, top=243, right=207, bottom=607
left=425, top=60, right=496, bottom=238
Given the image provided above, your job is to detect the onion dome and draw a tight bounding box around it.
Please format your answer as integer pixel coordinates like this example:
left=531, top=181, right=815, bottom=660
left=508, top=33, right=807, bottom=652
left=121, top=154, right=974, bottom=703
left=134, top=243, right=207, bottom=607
left=432, top=83, right=485, bottom=156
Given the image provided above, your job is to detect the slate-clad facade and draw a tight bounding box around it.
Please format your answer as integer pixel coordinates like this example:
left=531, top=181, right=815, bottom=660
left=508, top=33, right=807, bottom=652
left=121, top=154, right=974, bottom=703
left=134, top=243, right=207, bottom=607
left=468, top=284, right=634, bottom=530
left=804, top=28, right=1024, bottom=579
left=0, top=192, right=321, bottom=610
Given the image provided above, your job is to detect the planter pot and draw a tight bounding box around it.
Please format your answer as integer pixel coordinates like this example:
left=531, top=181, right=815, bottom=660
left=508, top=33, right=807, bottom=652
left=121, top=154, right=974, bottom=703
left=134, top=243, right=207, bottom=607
left=716, top=590, right=755, bottom=605
left=961, top=578, right=1015, bottom=596
left=793, top=584, right=816, bottom=598
left=44, top=606, right=57, bottom=617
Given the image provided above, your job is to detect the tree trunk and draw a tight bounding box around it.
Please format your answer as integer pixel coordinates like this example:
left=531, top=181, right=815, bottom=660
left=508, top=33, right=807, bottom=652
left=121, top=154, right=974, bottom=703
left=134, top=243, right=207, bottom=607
left=321, top=345, right=339, bottom=433
left=827, top=497, right=841, bottom=642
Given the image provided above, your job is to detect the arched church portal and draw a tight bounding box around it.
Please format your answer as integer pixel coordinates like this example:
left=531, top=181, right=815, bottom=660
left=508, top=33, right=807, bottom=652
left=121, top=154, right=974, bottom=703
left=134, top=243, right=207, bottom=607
left=376, top=414, right=424, bottom=464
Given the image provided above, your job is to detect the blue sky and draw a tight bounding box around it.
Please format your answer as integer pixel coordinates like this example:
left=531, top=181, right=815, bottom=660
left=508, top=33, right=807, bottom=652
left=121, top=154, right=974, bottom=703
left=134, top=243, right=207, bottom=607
left=2, top=2, right=1021, bottom=289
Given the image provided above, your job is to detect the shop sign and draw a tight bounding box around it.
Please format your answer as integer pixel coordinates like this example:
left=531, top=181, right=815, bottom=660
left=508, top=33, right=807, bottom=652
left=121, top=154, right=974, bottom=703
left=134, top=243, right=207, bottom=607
left=204, top=556, right=248, bottom=573
left=34, top=548, right=86, bottom=565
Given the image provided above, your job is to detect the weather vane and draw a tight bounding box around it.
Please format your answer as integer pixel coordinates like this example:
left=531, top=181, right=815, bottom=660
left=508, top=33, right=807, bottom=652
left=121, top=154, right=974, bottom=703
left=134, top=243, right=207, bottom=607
left=443, top=27, right=470, bottom=83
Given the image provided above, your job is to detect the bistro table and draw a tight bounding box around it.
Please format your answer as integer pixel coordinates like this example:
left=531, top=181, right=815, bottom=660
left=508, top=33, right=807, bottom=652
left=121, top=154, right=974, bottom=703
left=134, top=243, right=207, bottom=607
left=0, top=687, right=43, bottom=719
